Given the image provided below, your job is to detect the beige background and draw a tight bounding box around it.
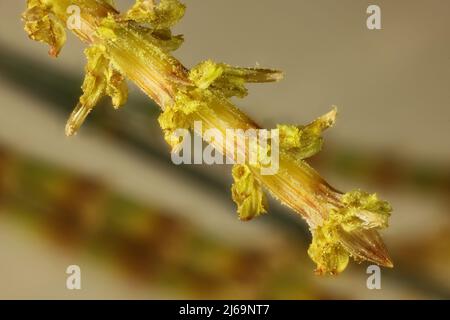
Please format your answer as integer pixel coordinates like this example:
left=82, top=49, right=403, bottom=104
left=0, top=0, right=449, bottom=299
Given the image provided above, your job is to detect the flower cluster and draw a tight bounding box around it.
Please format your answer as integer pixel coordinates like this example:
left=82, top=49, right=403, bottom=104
left=22, top=0, right=393, bottom=274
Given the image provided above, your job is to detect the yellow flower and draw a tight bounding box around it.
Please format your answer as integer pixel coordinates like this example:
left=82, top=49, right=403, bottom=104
left=22, top=0, right=393, bottom=274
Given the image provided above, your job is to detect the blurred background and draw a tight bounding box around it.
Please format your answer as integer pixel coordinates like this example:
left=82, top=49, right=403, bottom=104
left=0, top=0, right=449, bottom=299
